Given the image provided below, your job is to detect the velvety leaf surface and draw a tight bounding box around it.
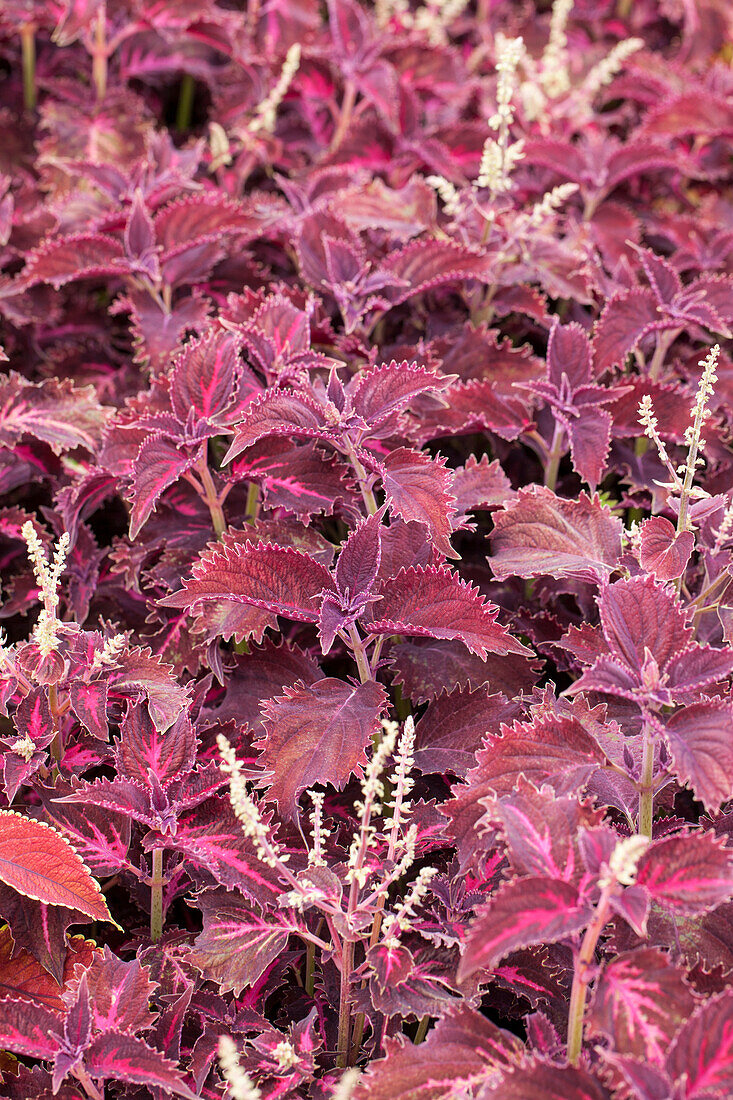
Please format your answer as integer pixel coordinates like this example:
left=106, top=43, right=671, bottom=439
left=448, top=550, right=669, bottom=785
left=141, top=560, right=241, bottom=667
left=378, top=448, right=458, bottom=558
left=490, top=488, right=623, bottom=582
left=663, top=700, right=733, bottom=810
left=666, top=990, right=733, bottom=1098
left=587, top=948, right=695, bottom=1064
left=259, top=678, right=388, bottom=818
left=637, top=832, right=733, bottom=916
left=83, top=1031, right=199, bottom=1098
left=477, top=1059, right=610, bottom=1100
left=187, top=890, right=290, bottom=993
left=367, top=566, right=531, bottom=658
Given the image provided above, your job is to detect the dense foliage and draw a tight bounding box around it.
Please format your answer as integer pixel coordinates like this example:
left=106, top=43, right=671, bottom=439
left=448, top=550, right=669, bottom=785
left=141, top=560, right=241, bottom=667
left=1, top=0, right=733, bottom=1096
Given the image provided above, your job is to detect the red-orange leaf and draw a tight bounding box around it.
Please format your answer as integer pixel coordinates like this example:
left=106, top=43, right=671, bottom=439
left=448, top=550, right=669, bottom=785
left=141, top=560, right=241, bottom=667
left=0, top=813, right=113, bottom=923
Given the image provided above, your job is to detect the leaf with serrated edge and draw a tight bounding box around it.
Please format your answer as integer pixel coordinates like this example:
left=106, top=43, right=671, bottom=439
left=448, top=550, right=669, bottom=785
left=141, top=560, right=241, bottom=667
left=367, top=565, right=531, bottom=658
left=187, top=891, right=289, bottom=994
left=490, top=487, right=622, bottom=583
left=0, top=813, right=113, bottom=922
left=378, top=448, right=458, bottom=558
left=259, top=678, right=388, bottom=819
left=637, top=831, right=733, bottom=916
left=459, top=876, right=590, bottom=979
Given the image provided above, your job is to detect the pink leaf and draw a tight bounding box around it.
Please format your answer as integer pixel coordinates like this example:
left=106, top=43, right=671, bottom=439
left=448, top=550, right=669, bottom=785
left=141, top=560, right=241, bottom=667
left=223, top=390, right=329, bottom=464
left=0, top=373, right=108, bottom=455
left=115, top=706, right=197, bottom=789
left=663, top=700, right=733, bottom=810
left=187, top=891, right=290, bottom=994
left=0, top=997, right=61, bottom=1059
left=170, top=329, right=241, bottom=424
left=637, top=831, right=733, bottom=916
left=163, top=540, right=335, bottom=623
left=259, top=677, right=388, bottom=819
left=587, top=947, right=695, bottom=1064
left=84, top=1031, right=199, bottom=1098
left=128, top=434, right=202, bottom=539
left=378, top=448, right=458, bottom=558
left=479, top=1059, right=610, bottom=1100
left=666, top=991, right=733, bottom=1097
left=350, top=360, right=452, bottom=432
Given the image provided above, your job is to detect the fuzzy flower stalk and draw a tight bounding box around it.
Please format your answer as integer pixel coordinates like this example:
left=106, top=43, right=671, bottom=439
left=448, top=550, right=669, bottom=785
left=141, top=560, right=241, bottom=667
left=218, top=1036, right=262, bottom=1100
left=637, top=344, right=720, bottom=537
left=477, top=35, right=525, bottom=197
left=22, top=522, right=70, bottom=657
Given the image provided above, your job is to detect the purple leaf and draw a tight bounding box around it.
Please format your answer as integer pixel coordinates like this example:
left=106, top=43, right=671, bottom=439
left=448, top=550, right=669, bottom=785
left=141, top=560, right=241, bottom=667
left=637, top=831, right=733, bottom=916
left=378, top=448, right=458, bottom=559
left=187, top=890, right=290, bottom=994
left=666, top=990, right=733, bottom=1098
left=587, top=948, right=695, bottom=1064
left=639, top=516, right=694, bottom=581
left=479, top=1059, right=610, bottom=1100
left=0, top=998, right=61, bottom=1058
left=367, top=565, right=531, bottom=658
left=128, top=434, right=202, bottom=539
left=350, top=360, right=452, bottom=432
left=170, top=329, right=241, bottom=424
left=163, top=540, right=335, bottom=624
left=490, top=487, right=623, bottom=583
left=83, top=1031, right=198, bottom=1099
left=663, top=700, right=733, bottom=810
left=115, top=706, right=197, bottom=789
left=335, top=510, right=383, bottom=603
left=259, top=677, right=388, bottom=819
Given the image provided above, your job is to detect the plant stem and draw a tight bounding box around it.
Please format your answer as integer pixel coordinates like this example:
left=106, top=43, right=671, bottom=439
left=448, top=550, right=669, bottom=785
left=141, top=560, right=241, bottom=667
left=544, top=418, right=565, bottom=492
left=197, top=452, right=227, bottom=537
left=348, top=624, right=372, bottom=684
left=20, top=24, right=36, bottom=111
left=414, top=1015, right=431, bottom=1044
left=638, top=718, right=656, bottom=838
left=48, top=683, right=62, bottom=777
left=305, top=939, right=316, bottom=997
left=245, top=480, right=260, bottom=524
left=344, top=441, right=378, bottom=516
left=648, top=328, right=679, bottom=383
left=150, top=847, right=164, bottom=942
left=337, top=938, right=355, bottom=1067
left=92, top=6, right=107, bottom=101
left=175, top=73, right=196, bottom=132
left=567, top=888, right=612, bottom=1064
left=330, top=79, right=357, bottom=154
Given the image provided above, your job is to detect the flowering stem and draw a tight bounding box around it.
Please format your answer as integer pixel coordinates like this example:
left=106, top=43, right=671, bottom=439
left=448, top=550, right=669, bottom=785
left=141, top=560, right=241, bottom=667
left=567, top=887, right=612, bottom=1064
left=638, top=719, right=656, bottom=838
left=20, top=24, right=36, bottom=111
left=150, top=846, right=164, bottom=942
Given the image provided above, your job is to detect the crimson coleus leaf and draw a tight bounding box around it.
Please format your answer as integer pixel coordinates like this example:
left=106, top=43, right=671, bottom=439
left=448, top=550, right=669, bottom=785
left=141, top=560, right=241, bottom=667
left=484, top=778, right=604, bottom=884
left=115, top=705, right=197, bottom=789
left=3, top=233, right=125, bottom=292
left=0, top=998, right=62, bottom=1059
left=366, top=565, right=531, bottom=658
left=0, top=373, right=108, bottom=454
left=107, top=646, right=191, bottom=732
left=662, top=699, right=733, bottom=810
left=666, top=990, right=733, bottom=1098
left=349, top=360, right=452, bottom=434
left=83, top=1031, right=199, bottom=1099
left=490, top=487, right=623, bottom=583
left=638, top=516, right=694, bottom=581
left=479, top=1059, right=610, bottom=1100
left=187, top=889, right=290, bottom=994
left=162, top=540, right=335, bottom=623
left=334, top=509, right=383, bottom=605
left=586, top=947, right=695, bottom=1064
left=636, top=831, right=733, bottom=916
left=82, top=945, right=157, bottom=1034
left=353, top=1003, right=522, bottom=1100
left=169, top=329, right=242, bottom=424
left=0, top=813, right=113, bottom=923
left=0, top=925, right=95, bottom=1012
left=258, top=677, right=388, bottom=819
left=222, top=390, right=330, bottom=464
left=127, top=434, right=203, bottom=539
left=412, top=686, right=520, bottom=778
left=376, top=447, right=458, bottom=559
left=458, top=876, right=591, bottom=979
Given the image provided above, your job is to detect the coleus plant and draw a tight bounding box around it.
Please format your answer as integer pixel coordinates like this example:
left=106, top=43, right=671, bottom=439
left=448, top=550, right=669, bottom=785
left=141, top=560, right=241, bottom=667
left=1, top=0, right=733, bottom=1098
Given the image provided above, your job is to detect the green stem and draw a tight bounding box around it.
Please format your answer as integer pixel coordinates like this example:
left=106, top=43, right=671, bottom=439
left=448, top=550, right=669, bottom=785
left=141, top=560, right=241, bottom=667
left=305, top=939, right=316, bottom=997
left=414, top=1015, right=431, bottom=1044
left=544, top=418, right=565, bottom=492
left=638, top=719, right=656, bottom=838
left=20, top=24, right=36, bottom=112
left=348, top=624, right=372, bottom=685
left=175, top=73, right=196, bottom=132
left=344, top=441, right=378, bottom=516
left=150, top=847, right=164, bottom=942
left=567, top=889, right=612, bottom=1064
left=337, top=939, right=355, bottom=1067
left=245, top=481, right=260, bottom=524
